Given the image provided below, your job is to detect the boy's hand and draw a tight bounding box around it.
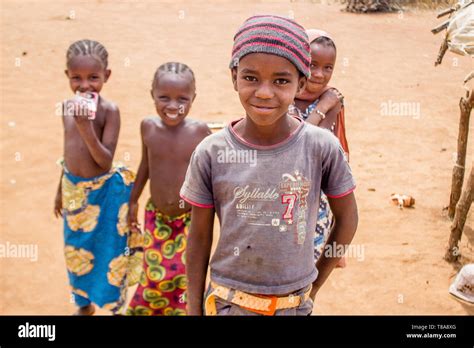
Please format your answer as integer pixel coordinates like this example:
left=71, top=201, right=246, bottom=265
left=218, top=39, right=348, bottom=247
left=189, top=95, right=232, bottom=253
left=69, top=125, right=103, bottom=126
left=54, top=191, right=63, bottom=218
left=64, top=100, right=87, bottom=117
left=73, top=113, right=91, bottom=123
left=325, top=87, right=343, bottom=103
left=73, top=108, right=93, bottom=128
left=63, top=100, right=94, bottom=126
left=318, top=88, right=341, bottom=114
left=128, top=202, right=141, bottom=234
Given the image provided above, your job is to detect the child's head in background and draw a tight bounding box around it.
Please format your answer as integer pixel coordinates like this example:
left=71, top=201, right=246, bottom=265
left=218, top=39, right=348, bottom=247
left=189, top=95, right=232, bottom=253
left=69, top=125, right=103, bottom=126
left=229, top=15, right=310, bottom=127
left=151, top=62, right=196, bottom=127
left=65, top=39, right=110, bottom=94
left=305, top=29, right=337, bottom=95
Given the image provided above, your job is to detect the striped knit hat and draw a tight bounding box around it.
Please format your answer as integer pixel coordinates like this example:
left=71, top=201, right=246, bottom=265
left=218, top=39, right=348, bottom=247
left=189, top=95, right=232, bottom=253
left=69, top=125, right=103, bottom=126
left=230, top=15, right=311, bottom=78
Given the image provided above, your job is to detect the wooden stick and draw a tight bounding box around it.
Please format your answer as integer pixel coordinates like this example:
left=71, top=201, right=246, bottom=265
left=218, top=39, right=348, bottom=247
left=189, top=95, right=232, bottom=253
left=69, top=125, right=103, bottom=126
left=448, top=90, right=473, bottom=219
left=468, top=88, right=474, bottom=107
left=434, top=37, right=449, bottom=66
left=431, top=20, right=449, bottom=35
left=437, top=7, right=456, bottom=18
left=464, top=71, right=474, bottom=85
left=445, top=165, right=473, bottom=262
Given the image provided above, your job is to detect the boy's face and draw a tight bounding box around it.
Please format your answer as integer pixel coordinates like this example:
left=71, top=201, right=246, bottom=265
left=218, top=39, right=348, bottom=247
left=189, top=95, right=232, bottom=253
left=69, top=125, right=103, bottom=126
left=306, top=43, right=336, bottom=94
left=232, top=53, right=306, bottom=127
left=65, top=55, right=110, bottom=94
left=151, top=72, right=196, bottom=127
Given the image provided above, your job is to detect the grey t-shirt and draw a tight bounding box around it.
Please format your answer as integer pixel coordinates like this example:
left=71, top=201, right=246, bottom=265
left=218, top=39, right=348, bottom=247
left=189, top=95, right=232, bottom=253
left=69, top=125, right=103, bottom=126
left=180, top=118, right=356, bottom=295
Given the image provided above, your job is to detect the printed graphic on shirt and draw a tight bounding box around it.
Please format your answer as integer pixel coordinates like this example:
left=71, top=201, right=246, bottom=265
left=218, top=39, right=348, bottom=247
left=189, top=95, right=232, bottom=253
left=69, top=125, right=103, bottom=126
left=232, top=170, right=311, bottom=245
left=279, top=170, right=311, bottom=245
left=233, top=185, right=280, bottom=225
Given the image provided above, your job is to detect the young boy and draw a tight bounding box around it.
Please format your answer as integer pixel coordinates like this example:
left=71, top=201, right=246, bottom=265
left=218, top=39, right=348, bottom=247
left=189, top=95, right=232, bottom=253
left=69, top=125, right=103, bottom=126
left=180, top=15, right=358, bottom=316
left=54, top=39, right=137, bottom=315
left=126, top=62, right=211, bottom=315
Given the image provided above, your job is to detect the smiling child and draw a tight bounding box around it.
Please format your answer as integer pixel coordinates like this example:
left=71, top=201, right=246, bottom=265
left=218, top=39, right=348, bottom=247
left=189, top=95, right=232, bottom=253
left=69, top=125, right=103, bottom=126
left=55, top=39, right=138, bottom=315
left=180, top=15, right=358, bottom=316
left=126, top=62, right=211, bottom=315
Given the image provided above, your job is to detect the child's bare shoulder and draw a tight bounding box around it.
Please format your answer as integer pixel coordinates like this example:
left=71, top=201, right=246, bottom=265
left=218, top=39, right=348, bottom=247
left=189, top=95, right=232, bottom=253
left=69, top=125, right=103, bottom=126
left=183, top=118, right=212, bottom=136
left=140, top=116, right=161, bottom=134
left=141, top=116, right=159, bottom=125
left=98, top=97, right=118, bottom=111
left=98, top=97, right=120, bottom=120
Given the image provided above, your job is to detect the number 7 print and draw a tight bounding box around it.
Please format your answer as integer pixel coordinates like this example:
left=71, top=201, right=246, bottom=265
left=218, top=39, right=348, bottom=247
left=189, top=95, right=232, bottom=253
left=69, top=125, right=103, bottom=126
left=281, top=193, right=297, bottom=222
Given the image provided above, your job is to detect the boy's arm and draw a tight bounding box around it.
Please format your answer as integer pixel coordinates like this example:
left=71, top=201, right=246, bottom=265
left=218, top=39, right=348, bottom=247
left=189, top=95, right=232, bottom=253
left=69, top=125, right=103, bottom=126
left=54, top=169, right=64, bottom=218
left=310, top=192, right=358, bottom=299
left=317, top=88, right=343, bottom=114
left=318, top=104, right=341, bottom=130
left=55, top=111, right=66, bottom=218
left=128, top=120, right=150, bottom=231
left=306, top=88, right=342, bottom=126
left=186, top=205, right=215, bottom=315
left=73, top=104, right=120, bottom=171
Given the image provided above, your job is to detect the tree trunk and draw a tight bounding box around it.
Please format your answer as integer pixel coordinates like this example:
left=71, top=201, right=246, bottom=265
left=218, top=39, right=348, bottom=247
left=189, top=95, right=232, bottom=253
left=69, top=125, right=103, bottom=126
left=445, top=165, right=473, bottom=262
left=448, top=90, right=473, bottom=219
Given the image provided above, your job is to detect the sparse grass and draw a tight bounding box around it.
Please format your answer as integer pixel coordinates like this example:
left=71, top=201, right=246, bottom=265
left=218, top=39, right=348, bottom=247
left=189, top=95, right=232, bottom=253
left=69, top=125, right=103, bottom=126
left=401, top=0, right=458, bottom=9
left=335, top=0, right=458, bottom=10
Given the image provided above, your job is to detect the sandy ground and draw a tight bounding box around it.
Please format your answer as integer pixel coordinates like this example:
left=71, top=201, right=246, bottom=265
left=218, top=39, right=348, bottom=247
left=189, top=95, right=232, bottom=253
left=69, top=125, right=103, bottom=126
left=0, top=0, right=473, bottom=315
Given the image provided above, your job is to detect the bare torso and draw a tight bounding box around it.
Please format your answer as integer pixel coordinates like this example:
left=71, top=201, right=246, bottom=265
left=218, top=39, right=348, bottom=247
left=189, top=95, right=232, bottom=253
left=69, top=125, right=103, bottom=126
left=142, top=117, right=210, bottom=216
left=63, top=97, right=115, bottom=178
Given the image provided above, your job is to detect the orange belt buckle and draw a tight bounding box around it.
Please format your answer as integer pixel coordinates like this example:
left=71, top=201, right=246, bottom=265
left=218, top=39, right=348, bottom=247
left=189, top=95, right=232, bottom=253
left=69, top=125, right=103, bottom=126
left=241, top=295, right=278, bottom=316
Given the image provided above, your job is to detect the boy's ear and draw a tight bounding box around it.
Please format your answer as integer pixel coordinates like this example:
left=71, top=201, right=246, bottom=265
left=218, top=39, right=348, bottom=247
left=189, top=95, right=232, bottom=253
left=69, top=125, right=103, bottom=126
left=150, top=89, right=155, bottom=100
left=296, top=76, right=307, bottom=95
left=192, top=92, right=197, bottom=102
left=104, top=69, right=112, bottom=82
left=231, top=68, right=238, bottom=92
left=64, top=69, right=69, bottom=78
